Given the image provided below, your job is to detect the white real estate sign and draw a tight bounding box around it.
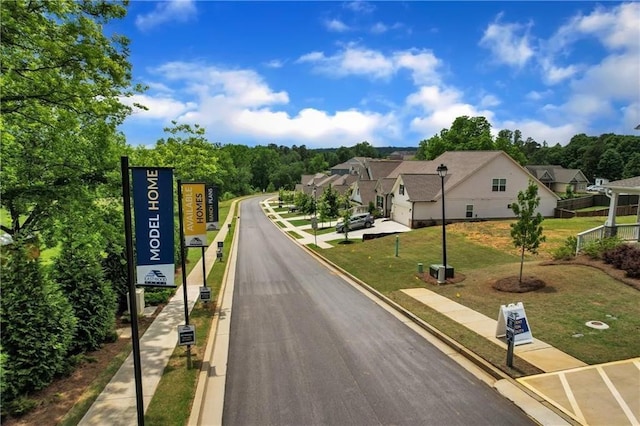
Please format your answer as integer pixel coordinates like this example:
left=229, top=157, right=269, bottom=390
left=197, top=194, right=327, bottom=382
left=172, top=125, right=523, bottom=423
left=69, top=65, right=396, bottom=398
left=496, top=302, right=533, bottom=346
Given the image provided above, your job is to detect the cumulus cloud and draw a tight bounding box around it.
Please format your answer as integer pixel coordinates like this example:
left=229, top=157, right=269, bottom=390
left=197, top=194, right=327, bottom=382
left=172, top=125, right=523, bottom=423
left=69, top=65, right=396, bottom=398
left=497, top=119, right=579, bottom=145
left=297, top=44, right=440, bottom=84
left=264, top=59, right=285, bottom=69
left=135, top=0, right=197, bottom=31
left=406, top=85, right=495, bottom=137
left=121, top=94, right=197, bottom=120
left=127, top=61, right=401, bottom=147
left=343, top=1, right=375, bottom=14
left=479, top=14, right=534, bottom=68
left=324, top=19, right=350, bottom=32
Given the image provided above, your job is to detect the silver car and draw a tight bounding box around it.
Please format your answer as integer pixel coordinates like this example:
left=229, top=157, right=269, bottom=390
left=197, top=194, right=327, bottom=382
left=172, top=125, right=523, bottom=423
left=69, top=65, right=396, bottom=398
left=335, top=213, right=374, bottom=233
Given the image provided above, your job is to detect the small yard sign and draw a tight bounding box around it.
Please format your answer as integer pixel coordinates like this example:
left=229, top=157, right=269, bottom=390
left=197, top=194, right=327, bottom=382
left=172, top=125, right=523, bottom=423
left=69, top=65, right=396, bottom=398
left=496, top=302, right=533, bottom=345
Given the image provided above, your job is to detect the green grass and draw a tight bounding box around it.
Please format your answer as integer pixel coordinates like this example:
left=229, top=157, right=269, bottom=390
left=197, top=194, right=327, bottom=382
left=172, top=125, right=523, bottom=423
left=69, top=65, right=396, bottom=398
left=318, top=217, right=640, bottom=370
left=144, top=202, right=238, bottom=424
left=287, top=231, right=303, bottom=239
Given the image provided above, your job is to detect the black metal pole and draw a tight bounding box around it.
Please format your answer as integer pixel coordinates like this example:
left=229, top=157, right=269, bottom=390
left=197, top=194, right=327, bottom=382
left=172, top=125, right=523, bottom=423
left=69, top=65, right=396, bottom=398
left=441, top=175, right=447, bottom=268
left=201, top=245, right=207, bottom=288
left=176, top=180, right=192, bottom=367
left=121, top=156, right=145, bottom=426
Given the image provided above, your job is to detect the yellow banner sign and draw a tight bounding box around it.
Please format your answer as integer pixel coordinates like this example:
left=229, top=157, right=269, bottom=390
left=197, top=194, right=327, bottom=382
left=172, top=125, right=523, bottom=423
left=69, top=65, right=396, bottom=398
left=181, top=183, right=207, bottom=247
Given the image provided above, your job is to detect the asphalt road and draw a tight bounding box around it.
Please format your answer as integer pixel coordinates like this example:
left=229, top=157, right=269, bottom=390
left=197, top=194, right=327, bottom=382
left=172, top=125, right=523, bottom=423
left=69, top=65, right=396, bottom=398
left=222, top=197, right=534, bottom=425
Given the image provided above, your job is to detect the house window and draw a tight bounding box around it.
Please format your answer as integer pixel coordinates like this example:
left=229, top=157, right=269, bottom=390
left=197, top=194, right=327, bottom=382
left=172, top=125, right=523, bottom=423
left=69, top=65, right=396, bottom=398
left=466, top=205, right=474, bottom=218
left=376, top=195, right=384, bottom=209
left=399, top=184, right=405, bottom=195
left=492, top=178, right=506, bottom=192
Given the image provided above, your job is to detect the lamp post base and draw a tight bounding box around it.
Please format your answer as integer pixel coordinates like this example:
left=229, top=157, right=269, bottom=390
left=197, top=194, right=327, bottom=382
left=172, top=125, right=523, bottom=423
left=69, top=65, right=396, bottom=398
left=429, top=264, right=455, bottom=283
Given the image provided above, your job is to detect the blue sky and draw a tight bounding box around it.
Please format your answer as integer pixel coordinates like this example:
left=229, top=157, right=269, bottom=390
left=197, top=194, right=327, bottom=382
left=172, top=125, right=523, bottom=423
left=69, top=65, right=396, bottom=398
left=115, top=1, right=640, bottom=148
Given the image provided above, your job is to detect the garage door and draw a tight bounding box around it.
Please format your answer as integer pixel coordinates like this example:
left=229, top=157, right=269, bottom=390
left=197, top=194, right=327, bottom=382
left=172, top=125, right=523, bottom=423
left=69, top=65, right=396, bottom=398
left=392, top=203, right=411, bottom=227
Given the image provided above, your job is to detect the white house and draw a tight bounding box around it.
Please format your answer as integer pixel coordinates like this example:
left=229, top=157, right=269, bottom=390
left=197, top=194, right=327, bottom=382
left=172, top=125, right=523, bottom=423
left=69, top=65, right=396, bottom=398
left=388, top=151, right=559, bottom=228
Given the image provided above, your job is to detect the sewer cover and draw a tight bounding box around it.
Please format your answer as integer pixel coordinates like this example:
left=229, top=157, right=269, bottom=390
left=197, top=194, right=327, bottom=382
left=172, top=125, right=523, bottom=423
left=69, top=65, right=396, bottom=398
left=585, top=321, right=609, bottom=330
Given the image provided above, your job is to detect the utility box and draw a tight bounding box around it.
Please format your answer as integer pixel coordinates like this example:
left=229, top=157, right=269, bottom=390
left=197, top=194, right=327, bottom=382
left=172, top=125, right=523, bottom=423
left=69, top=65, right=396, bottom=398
left=127, top=288, right=145, bottom=316
left=429, top=264, right=454, bottom=282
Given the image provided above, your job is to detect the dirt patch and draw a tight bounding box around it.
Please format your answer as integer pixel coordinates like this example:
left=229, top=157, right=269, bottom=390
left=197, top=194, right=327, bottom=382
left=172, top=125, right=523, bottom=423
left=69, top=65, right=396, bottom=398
left=3, top=313, right=157, bottom=426
left=492, top=276, right=547, bottom=293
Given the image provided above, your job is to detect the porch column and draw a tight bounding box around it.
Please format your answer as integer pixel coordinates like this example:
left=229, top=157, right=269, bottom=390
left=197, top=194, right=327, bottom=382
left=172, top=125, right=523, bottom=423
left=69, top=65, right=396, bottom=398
left=604, top=190, right=619, bottom=237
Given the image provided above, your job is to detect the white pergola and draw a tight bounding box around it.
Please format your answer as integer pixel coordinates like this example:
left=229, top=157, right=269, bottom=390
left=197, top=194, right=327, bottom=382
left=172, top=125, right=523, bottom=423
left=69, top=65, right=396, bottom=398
left=603, top=176, right=640, bottom=233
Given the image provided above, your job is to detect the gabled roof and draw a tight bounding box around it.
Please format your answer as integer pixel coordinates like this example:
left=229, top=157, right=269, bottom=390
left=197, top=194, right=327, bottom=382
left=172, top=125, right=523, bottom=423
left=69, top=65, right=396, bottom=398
left=525, top=165, right=588, bottom=184
left=605, top=176, right=640, bottom=194
left=386, top=160, right=432, bottom=178
left=399, top=174, right=447, bottom=201
left=353, top=179, right=378, bottom=205
left=364, top=159, right=403, bottom=180
left=376, top=178, right=396, bottom=195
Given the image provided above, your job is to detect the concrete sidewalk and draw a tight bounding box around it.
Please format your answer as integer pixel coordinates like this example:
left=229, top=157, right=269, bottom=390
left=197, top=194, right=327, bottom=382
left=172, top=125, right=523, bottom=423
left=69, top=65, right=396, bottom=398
left=78, top=200, right=237, bottom=426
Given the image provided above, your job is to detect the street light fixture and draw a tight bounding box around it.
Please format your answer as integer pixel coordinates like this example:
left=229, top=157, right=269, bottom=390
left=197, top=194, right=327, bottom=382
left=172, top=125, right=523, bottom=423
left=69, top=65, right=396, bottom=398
left=436, top=164, right=453, bottom=283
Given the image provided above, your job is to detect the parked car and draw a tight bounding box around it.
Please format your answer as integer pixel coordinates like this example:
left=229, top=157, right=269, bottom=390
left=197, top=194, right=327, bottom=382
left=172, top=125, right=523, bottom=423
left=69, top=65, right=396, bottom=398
left=335, top=213, right=374, bottom=233
left=586, top=185, right=606, bottom=193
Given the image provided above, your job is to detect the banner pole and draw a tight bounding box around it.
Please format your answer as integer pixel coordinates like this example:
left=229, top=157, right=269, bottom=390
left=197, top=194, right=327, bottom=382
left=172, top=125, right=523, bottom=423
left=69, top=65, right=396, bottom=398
left=201, top=246, right=207, bottom=288
left=176, top=180, right=192, bottom=368
left=121, top=156, right=145, bottom=425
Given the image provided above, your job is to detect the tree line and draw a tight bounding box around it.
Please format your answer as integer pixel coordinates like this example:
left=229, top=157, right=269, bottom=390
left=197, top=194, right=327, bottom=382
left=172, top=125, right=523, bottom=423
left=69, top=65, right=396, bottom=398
left=1, top=1, right=638, bottom=417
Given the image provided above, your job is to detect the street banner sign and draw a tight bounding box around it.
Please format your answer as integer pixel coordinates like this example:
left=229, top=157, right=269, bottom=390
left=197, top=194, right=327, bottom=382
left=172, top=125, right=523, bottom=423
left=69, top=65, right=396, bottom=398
left=206, top=185, right=219, bottom=230
left=181, top=182, right=207, bottom=247
left=132, top=168, right=175, bottom=287
left=178, top=324, right=195, bottom=346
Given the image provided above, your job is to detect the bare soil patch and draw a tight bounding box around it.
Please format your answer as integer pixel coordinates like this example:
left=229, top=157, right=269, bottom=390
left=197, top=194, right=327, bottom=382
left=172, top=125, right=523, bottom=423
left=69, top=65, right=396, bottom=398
left=492, top=276, right=547, bottom=293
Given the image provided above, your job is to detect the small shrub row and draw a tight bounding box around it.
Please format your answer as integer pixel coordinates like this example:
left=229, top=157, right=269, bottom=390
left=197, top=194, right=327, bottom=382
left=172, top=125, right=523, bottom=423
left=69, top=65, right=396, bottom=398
left=602, top=243, right=640, bottom=278
left=552, top=236, right=578, bottom=260
left=581, top=236, right=622, bottom=259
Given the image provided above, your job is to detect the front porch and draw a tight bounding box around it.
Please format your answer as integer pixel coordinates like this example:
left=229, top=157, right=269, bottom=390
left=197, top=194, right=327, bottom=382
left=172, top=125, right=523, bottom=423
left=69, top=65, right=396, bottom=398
left=576, top=176, right=640, bottom=254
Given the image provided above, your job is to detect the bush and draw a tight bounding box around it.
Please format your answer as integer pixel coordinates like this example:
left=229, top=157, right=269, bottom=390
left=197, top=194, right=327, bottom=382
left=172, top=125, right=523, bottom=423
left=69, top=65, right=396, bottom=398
left=53, top=235, right=116, bottom=354
left=620, top=247, right=640, bottom=278
left=602, top=244, right=635, bottom=269
left=1, top=241, right=76, bottom=408
left=581, top=236, right=622, bottom=259
left=145, top=288, right=176, bottom=305
left=552, top=236, right=577, bottom=260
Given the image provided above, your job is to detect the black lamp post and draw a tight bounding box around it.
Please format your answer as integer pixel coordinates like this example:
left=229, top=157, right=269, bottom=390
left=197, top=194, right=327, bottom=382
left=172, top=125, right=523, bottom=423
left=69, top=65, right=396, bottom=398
left=436, top=164, right=451, bottom=282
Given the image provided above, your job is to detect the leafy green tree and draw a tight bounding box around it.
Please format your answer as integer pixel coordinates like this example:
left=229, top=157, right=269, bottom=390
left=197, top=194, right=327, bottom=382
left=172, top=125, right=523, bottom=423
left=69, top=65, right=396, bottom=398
left=353, top=141, right=379, bottom=158
left=442, top=116, right=494, bottom=151
left=53, top=228, right=116, bottom=353
left=308, top=153, right=329, bottom=173
left=1, top=0, right=139, bottom=241
left=416, top=134, right=447, bottom=160
left=597, top=149, right=624, bottom=181
left=335, top=146, right=353, bottom=163
left=0, top=240, right=76, bottom=407
left=251, top=146, right=280, bottom=191
left=623, top=153, right=640, bottom=178
left=510, top=182, right=546, bottom=283
left=322, top=184, right=341, bottom=222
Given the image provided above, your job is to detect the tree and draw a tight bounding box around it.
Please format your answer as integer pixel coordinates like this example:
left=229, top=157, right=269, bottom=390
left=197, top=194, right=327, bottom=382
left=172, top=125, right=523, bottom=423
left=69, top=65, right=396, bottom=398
left=442, top=116, right=494, bottom=151
left=1, top=240, right=76, bottom=408
left=1, top=0, right=140, bottom=241
left=510, top=182, right=546, bottom=283
left=353, top=141, right=379, bottom=158
left=623, top=153, right=640, bottom=178
left=597, top=149, right=624, bottom=181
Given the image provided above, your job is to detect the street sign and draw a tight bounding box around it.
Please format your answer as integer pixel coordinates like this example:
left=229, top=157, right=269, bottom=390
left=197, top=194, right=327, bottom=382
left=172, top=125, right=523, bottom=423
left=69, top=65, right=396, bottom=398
left=178, top=324, right=195, bottom=346
left=200, top=286, right=211, bottom=302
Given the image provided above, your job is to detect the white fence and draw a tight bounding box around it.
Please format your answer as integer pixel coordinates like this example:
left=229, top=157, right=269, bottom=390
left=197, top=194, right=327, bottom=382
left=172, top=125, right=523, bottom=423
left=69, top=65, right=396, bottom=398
left=576, top=223, right=640, bottom=254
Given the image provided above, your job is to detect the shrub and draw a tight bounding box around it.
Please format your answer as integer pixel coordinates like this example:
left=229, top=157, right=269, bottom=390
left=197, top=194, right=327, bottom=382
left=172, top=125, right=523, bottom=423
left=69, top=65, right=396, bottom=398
left=552, top=236, right=577, bottom=260
left=602, top=244, right=635, bottom=269
left=145, top=288, right=176, bottom=305
left=581, top=236, right=622, bottom=259
left=621, top=247, right=640, bottom=278
left=0, top=241, right=76, bottom=408
left=53, top=235, right=116, bottom=354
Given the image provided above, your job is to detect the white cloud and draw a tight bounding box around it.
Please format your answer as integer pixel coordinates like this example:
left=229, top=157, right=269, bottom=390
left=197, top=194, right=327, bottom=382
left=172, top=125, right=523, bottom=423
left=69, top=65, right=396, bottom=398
left=343, top=1, right=375, bottom=14
left=371, top=22, right=388, bottom=34
left=480, top=94, right=501, bottom=108
left=526, top=90, right=552, bottom=101
left=406, top=85, right=495, bottom=137
left=135, top=0, right=197, bottom=31
left=324, top=19, right=350, bottom=32
left=479, top=14, right=534, bottom=68
left=497, top=119, right=579, bottom=145
left=121, top=94, right=197, bottom=120
left=264, top=59, right=285, bottom=69
left=297, top=45, right=440, bottom=84
left=128, top=61, right=401, bottom=147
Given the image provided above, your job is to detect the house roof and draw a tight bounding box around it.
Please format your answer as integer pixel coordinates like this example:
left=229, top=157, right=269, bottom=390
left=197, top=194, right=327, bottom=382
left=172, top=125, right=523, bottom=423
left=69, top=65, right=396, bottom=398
left=364, top=159, right=403, bottom=180
left=400, top=174, right=447, bottom=201
left=354, top=179, right=378, bottom=205
left=377, top=178, right=396, bottom=195
left=605, top=176, right=640, bottom=194
left=386, top=160, right=432, bottom=178
left=525, top=165, right=588, bottom=184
